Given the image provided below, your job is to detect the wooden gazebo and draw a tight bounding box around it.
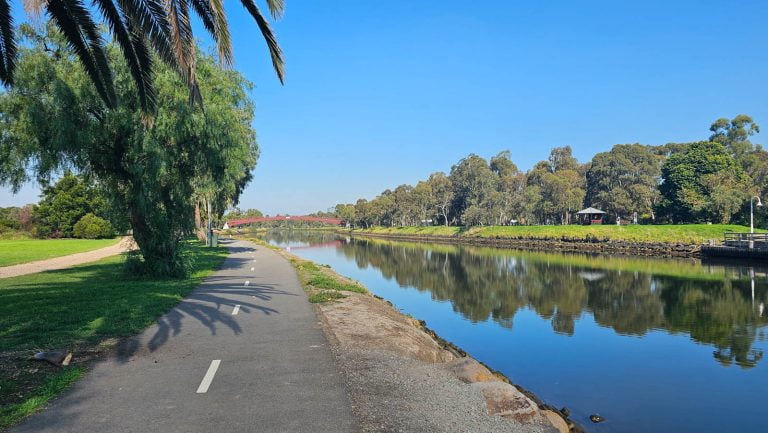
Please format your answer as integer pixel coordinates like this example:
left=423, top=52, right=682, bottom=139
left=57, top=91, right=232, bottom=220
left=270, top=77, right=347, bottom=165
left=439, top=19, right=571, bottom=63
left=576, top=207, right=606, bottom=225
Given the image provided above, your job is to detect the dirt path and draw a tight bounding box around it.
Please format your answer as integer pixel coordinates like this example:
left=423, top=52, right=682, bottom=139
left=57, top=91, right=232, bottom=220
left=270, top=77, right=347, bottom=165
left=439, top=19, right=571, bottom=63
left=0, top=237, right=135, bottom=279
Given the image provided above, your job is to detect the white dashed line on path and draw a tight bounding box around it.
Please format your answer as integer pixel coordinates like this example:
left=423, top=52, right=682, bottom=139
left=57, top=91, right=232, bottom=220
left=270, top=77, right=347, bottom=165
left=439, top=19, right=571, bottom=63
left=232, top=305, right=241, bottom=315
left=196, top=360, right=221, bottom=394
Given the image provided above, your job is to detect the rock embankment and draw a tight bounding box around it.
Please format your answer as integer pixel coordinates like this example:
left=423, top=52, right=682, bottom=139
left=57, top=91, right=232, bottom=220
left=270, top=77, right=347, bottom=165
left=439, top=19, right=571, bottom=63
left=347, top=231, right=701, bottom=258
left=315, top=291, right=577, bottom=433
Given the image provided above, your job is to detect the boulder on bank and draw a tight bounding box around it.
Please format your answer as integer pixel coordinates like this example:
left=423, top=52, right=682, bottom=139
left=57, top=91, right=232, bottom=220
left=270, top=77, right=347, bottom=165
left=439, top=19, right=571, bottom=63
left=473, top=381, right=552, bottom=428
left=317, top=292, right=455, bottom=363
left=445, top=357, right=498, bottom=383
left=543, top=410, right=570, bottom=433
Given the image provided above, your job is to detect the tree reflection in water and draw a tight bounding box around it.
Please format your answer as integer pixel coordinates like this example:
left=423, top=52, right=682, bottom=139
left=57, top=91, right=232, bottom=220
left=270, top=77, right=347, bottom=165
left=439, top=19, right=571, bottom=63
left=262, top=231, right=768, bottom=369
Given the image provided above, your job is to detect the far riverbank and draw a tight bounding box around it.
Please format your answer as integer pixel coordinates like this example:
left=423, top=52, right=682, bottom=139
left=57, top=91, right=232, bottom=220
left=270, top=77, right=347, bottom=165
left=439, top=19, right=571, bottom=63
left=341, top=224, right=763, bottom=258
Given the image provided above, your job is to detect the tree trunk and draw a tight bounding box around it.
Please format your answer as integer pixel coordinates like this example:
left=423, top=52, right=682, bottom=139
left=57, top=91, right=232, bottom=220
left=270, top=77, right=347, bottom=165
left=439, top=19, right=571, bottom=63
left=194, top=202, right=206, bottom=241
left=129, top=206, right=183, bottom=277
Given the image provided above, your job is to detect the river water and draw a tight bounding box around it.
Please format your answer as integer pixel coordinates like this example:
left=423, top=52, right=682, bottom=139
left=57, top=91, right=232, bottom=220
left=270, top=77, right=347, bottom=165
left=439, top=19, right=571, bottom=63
left=260, top=230, right=768, bottom=433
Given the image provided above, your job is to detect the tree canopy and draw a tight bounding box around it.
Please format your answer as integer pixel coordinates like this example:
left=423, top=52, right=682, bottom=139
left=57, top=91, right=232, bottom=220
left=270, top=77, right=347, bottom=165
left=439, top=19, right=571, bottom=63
left=658, top=141, right=750, bottom=223
left=0, top=0, right=284, bottom=110
left=32, top=172, right=108, bottom=238
left=0, top=23, right=258, bottom=275
left=331, top=115, right=765, bottom=229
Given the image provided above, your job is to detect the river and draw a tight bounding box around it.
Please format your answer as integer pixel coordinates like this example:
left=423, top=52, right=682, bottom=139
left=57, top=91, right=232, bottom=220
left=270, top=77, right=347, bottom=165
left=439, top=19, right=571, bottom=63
left=259, top=230, right=768, bottom=433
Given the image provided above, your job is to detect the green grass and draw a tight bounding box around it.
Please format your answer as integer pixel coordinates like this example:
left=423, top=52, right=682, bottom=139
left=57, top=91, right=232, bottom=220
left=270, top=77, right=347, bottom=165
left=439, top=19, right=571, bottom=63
left=0, top=238, right=121, bottom=267
left=354, top=224, right=765, bottom=244
left=0, top=367, right=86, bottom=428
left=0, top=241, right=228, bottom=428
left=308, top=290, right=346, bottom=303
left=307, top=273, right=367, bottom=294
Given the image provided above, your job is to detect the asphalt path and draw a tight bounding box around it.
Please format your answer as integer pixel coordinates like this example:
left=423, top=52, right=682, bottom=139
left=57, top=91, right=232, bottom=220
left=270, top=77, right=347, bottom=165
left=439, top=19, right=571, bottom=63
left=12, top=239, right=357, bottom=433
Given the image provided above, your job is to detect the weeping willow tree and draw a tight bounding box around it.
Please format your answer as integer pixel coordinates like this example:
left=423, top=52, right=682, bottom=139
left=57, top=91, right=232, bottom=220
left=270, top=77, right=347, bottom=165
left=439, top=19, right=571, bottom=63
left=0, top=0, right=283, bottom=110
left=0, top=23, right=258, bottom=275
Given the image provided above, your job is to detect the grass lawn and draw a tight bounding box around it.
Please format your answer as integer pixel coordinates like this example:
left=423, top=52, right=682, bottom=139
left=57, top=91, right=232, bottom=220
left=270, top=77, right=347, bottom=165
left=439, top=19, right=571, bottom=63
left=0, top=238, right=122, bottom=267
left=0, top=241, right=228, bottom=428
left=354, top=224, right=765, bottom=244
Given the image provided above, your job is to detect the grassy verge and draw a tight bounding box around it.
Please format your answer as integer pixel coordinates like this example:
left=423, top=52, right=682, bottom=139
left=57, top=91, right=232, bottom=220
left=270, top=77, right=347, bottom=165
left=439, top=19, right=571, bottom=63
left=0, top=230, right=32, bottom=241
left=244, top=237, right=366, bottom=303
left=0, top=241, right=228, bottom=429
left=352, top=224, right=764, bottom=244
left=0, top=238, right=122, bottom=267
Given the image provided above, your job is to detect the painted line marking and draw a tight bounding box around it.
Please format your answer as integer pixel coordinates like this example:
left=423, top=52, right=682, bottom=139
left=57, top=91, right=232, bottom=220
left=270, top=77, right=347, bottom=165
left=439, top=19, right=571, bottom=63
left=232, top=304, right=241, bottom=315
left=196, top=360, right=221, bottom=394
left=244, top=280, right=250, bottom=286
left=250, top=267, right=255, bottom=271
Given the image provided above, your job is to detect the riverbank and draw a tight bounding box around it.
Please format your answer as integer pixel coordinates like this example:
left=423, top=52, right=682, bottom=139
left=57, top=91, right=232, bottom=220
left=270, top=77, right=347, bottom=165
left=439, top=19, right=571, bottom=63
left=253, top=238, right=578, bottom=433
left=344, top=224, right=762, bottom=257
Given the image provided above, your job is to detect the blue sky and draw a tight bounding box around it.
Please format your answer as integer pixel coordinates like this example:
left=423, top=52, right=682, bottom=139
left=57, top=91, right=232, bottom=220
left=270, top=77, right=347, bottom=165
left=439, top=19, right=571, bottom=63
left=1, top=0, right=767, bottom=214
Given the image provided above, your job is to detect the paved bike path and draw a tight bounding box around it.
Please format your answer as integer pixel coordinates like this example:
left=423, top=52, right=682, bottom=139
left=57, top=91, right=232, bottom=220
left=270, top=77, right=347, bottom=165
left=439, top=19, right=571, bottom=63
left=12, top=239, right=356, bottom=433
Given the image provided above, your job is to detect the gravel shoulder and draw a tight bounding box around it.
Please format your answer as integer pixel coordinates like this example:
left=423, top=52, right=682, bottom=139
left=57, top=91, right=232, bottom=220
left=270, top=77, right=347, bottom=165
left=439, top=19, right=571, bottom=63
left=314, top=292, right=565, bottom=433
left=0, top=237, right=135, bottom=279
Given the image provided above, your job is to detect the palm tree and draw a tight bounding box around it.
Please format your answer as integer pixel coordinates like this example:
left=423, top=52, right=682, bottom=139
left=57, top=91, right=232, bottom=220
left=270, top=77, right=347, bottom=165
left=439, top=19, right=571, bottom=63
left=0, top=0, right=283, bottom=110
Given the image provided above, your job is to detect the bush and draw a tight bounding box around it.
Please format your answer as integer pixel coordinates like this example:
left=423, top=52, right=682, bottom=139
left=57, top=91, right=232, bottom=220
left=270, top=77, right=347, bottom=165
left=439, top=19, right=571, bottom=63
left=0, top=218, right=20, bottom=230
left=72, top=213, right=114, bottom=239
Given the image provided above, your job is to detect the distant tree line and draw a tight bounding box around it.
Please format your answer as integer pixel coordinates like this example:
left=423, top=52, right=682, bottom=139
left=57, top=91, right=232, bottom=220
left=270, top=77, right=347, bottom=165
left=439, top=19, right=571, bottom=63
left=332, top=115, right=766, bottom=228
left=0, top=172, right=121, bottom=239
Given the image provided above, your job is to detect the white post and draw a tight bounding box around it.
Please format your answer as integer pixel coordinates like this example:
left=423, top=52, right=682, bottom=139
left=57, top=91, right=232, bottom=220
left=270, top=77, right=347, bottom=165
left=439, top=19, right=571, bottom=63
left=750, top=196, right=763, bottom=248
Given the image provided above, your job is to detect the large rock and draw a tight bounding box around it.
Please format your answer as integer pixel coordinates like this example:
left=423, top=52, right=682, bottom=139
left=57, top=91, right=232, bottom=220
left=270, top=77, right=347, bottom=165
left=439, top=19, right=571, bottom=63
left=445, top=357, right=499, bottom=383
left=473, top=381, right=552, bottom=427
left=543, top=410, right=570, bottom=433
left=317, top=293, right=455, bottom=363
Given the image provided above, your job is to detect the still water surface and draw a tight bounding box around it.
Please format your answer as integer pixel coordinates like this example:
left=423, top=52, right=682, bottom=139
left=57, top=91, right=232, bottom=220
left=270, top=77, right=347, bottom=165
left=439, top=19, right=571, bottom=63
left=261, top=231, right=768, bottom=433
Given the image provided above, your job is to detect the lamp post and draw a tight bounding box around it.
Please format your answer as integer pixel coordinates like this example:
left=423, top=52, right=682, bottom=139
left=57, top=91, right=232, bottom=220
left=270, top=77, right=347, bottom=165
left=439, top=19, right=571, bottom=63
left=750, top=196, right=762, bottom=234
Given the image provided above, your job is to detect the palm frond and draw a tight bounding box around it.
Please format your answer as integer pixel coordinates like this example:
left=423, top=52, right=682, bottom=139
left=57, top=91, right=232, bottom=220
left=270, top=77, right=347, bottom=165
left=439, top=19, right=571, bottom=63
left=190, top=0, right=231, bottom=66
left=208, top=0, right=231, bottom=65
left=22, top=0, right=46, bottom=17
left=72, top=0, right=117, bottom=105
left=265, top=0, right=284, bottom=19
left=45, top=0, right=116, bottom=107
left=117, top=0, right=178, bottom=72
left=239, top=0, right=284, bottom=83
left=93, top=0, right=154, bottom=109
left=166, top=0, right=200, bottom=104
left=0, top=0, right=16, bottom=85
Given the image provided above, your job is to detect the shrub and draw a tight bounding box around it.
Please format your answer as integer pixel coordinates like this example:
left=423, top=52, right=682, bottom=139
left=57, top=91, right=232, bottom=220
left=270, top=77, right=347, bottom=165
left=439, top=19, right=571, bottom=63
left=73, top=213, right=114, bottom=239
left=0, top=218, right=20, bottom=230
